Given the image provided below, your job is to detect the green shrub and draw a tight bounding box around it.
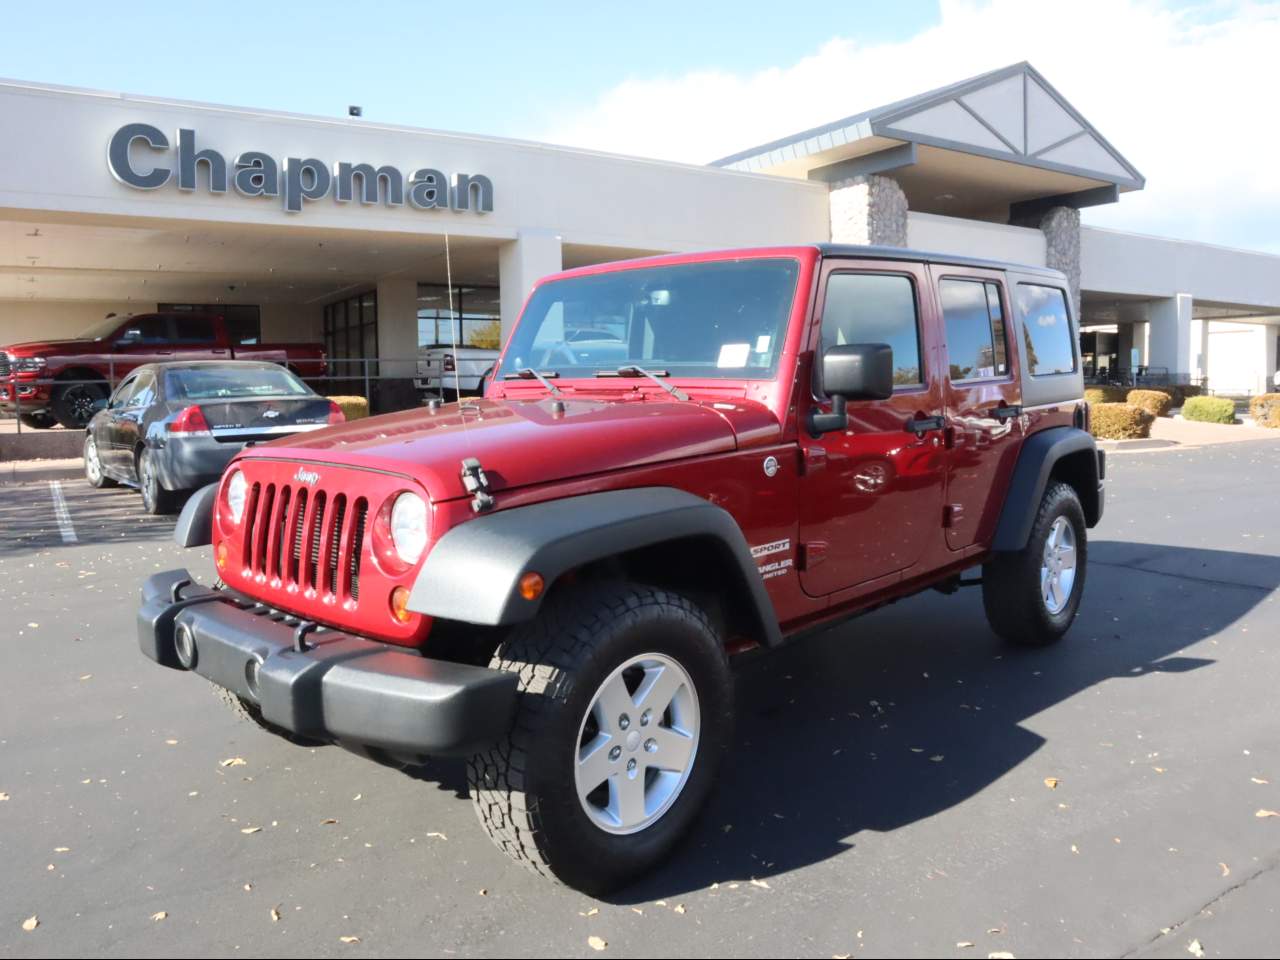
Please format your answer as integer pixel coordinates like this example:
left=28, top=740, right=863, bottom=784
left=1248, top=393, right=1280, bottom=428
left=1126, top=389, right=1174, bottom=418
left=327, top=395, right=370, bottom=421
left=1084, top=386, right=1127, bottom=404
left=1181, top=395, right=1236, bottom=424
left=1089, top=402, right=1154, bottom=440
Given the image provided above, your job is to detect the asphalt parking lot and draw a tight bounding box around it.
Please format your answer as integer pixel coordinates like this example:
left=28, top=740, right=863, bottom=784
left=2, top=443, right=1279, bottom=959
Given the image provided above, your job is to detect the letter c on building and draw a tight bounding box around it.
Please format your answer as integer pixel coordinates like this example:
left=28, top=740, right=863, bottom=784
left=108, top=123, right=171, bottom=190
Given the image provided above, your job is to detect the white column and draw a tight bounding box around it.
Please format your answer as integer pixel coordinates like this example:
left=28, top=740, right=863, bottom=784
left=375, top=274, right=419, bottom=381
left=1194, top=318, right=1210, bottom=384
left=1147, top=294, right=1193, bottom=379
left=499, top=230, right=563, bottom=347
left=1266, top=324, right=1279, bottom=394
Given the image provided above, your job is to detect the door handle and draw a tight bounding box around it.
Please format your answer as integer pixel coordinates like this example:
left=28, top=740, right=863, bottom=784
left=905, top=415, right=945, bottom=436
left=993, top=403, right=1022, bottom=422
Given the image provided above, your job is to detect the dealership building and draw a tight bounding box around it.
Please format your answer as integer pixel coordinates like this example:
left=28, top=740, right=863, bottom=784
left=1, top=61, right=1278, bottom=397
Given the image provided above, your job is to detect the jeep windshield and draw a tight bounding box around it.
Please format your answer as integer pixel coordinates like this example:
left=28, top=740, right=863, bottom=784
left=503, top=258, right=800, bottom=381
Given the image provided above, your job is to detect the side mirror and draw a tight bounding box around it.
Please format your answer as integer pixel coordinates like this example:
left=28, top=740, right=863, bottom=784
left=809, top=343, right=894, bottom=435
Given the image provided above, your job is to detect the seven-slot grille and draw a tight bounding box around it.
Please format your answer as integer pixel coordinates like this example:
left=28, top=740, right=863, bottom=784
left=0, top=354, right=11, bottom=378
left=241, top=479, right=369, bottom=603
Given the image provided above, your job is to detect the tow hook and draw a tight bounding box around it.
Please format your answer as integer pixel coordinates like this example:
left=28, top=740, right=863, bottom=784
left=460, top=458, right=495, bottom=513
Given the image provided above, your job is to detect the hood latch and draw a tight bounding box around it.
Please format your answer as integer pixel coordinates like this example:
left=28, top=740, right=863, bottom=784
left=460, top=457, right=495, bottom=513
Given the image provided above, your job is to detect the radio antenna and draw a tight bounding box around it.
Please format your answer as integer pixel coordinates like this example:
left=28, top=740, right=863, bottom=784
left=444, top=232, right=462, bottom=403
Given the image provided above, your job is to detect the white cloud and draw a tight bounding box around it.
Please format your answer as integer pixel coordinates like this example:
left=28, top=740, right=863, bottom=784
left=536, top=0, right=1280, bottom=252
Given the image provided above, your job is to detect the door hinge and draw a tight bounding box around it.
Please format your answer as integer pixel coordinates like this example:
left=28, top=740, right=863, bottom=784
left=942, top=503, right=965, bottom=528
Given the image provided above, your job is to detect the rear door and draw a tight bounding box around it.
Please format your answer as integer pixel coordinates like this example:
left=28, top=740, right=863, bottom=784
left=112, top=369, right=157, bottom=479
left=797, top=259, right=948, bottom=596
left=170, top=315, right=228, bottom=361
left=934, top=269, right=1023, bottom=550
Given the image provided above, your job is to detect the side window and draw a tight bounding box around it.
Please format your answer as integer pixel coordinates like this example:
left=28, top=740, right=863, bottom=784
left=172, top=315, right=216, bottom=344
left=1016, top=284, right=1076, bottom=376
left=128, top=372, right=156, bottom=407
left=821, top=273, right=922, bottom=387
left=116, top=316, right=170, bottom=345
left=109, top=375, right=138, bottom=408
left=939, top=278, right=1008, bottom=382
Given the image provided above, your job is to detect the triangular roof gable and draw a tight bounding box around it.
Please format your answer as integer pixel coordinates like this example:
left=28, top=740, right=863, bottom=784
left=872, top=63, right=1144, bottom=187
left=711, top=62, right=1144, bottom=190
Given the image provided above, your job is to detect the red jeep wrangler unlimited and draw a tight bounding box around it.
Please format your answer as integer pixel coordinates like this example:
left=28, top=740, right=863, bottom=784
left=138, top=245, right=1103, bottom=893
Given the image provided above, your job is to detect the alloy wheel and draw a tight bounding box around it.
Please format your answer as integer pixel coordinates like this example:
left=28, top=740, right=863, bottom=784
left=574, top=652, right=700, bottom=835
left=1040, top=516, right=1078, bottom=615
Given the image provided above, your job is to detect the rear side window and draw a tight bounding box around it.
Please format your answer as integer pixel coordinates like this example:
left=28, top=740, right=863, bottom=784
left=1016, top=284, right=1076, bottom=376
left=939, top=278, right=1008, bottom=382
left=821, top=273, right=922, bottom=387
left=172, top=315, right=217, bottom=344
left=127, top=371, right=157, bottom=407
left=117, top=316, right=170, bottom=344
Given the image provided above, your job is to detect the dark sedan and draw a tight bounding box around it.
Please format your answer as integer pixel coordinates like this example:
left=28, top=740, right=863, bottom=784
left=83, top=361, right=343, bottom=514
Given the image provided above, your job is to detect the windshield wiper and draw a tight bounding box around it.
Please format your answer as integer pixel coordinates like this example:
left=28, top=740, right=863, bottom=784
left=597, top=365, right=689, bottom=401
left=503, top=367, right=562, bottom=395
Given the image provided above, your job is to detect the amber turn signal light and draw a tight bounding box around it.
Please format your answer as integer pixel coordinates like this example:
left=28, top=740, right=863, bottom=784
left=390, top=585, right=412, bottom=623
left=518, top=572, right=545, bottom=601
left=215, top=540, right=228, bottom=570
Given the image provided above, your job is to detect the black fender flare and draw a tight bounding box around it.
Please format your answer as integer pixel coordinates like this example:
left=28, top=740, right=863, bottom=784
left=407, top=486, right=783, bottom=646
left=174, top=482, right=218, bottom=548
left=992, top=426, right=1103, bottom=552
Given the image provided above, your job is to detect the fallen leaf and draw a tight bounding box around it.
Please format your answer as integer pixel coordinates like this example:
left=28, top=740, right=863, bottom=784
left=79, top=674, right=92, bottom=681
left=1257, top=809, right=1280, bottom=819
left=1252, top=777, right=1270, bottom=785
left=220, top=757, right=247, bottom=768
left=165, top=739, right=179, bottom=746
left=241, top=826, right=262, bottom=834
left=674, top=903, right=687, bottom=914
left=53, top=847, right=69, bottom=853
left=0, top=792, right=9, bottom=801
left=988, top=953, right=1016, bottom=959
left=151, top=911, right=167, bottom=922
left=749, top=877, right=771, bottom=889
left=929, top=755, right=945, bottom=762
left=957, top=943, right=976, bottom=949
left=243, top=883, right=252, bottom=891
left=1188, top=940, right=1205, bottom=958
left=425, top=831, right=447, bottom=840
left=478, top=888, right=487, bottom=896
left=270, top=906, right=281, bottom=923
left=339, top=935, right=361, bottom=944
left=580, top=907, right=599, bottom=917
left=1044, top=777, right=1061, bottom=789
left=320, top=818, right=338, bottom=825
left=22, top=915, right=38, bottom=932
left=588, top=936, right=608, bottom=951
left=1219, top=862, right=1230, bottom=877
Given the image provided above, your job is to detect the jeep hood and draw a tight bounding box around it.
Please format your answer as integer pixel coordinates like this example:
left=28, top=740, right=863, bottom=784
left=251, top=395, right=779, bottom=503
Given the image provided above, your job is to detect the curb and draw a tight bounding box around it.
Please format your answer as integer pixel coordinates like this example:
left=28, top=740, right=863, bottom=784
left=0, top=461, right=84, bottom=485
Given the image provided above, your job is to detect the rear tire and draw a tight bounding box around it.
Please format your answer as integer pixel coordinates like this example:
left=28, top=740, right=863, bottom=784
left=982, top=481, right=1087, bottom=646
left=467, top=581, right=733, bottom=894
left=138, top=447, right=180, bottom=515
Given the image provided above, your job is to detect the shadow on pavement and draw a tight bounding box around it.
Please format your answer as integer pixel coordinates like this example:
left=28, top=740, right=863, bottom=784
left=598, top=540, right=1280, bottom=902
left=0, top=476, right=182, bottom=556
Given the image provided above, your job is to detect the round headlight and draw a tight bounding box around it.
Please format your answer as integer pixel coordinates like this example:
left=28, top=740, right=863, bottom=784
left=226, top=469, right=247, bottom=524
left=390, top=492, right=428, bottom=564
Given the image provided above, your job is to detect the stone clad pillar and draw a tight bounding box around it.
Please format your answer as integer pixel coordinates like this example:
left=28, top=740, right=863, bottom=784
left=499, top=230, right=563, bottom=347
left=1039, top=206, right=1081, bottom=321
left=827, top=175, right=908, bottom=247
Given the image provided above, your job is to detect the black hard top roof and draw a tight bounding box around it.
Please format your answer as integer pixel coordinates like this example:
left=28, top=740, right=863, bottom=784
left=815, top=243, right=1067, bottom=281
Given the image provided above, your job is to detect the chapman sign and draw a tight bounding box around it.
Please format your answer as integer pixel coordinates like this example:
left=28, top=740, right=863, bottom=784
left=107, top=123, right=494, bottom=215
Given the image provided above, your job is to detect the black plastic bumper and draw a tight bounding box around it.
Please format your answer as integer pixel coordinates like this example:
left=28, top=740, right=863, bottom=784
left=137, top=569, right=518, bottom=759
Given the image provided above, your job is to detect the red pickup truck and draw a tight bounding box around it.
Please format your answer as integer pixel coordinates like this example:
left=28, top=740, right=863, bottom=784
left=1, top=312, right=327, bottom=428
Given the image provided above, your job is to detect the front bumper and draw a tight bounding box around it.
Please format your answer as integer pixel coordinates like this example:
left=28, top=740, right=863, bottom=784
left=137, top=569, right=518, bottom=759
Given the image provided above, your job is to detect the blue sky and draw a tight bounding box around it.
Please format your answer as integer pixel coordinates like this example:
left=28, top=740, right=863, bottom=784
left=7, top=1, right=1278, bottom=252
left=6, top=1, right=941, bottom=137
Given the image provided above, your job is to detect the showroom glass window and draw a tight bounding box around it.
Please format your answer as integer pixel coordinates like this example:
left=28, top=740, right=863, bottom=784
left=1016, top=284, right=1076, bottom=376
left=416, top=285, right=501, bottom=351
left=820, top=272, right=922, bottom=387
left=939, top=278, right=1008, bottom=382
left=323, top=291, right=379, bottom=387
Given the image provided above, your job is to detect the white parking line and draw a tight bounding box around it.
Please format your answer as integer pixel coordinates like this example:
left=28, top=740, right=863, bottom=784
left=48, top=480, right=78, bottom=544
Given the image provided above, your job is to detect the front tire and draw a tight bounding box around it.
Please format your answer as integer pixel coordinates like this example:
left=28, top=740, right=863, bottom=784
left=83, top=434, right=117, bottom=488
left=982, top=481, right=1087, bottom=646
left=467, top=581, right=733, bottom=894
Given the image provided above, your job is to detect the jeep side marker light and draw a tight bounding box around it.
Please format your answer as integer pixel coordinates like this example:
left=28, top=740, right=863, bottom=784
left=390, top=585, right=412, bottom=623
left=518, top=572, right=545, bottom=601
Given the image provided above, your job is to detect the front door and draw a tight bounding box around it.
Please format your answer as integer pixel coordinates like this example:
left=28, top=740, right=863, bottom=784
left=934, top=271, right=1024, bottom=551
left=98, top=372, right=139, bottom=474
left=798, top=262, right=947, bottom=596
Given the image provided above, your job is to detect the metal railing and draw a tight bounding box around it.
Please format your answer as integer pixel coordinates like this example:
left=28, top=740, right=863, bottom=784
left=2, top=356, right=471, bottom=435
